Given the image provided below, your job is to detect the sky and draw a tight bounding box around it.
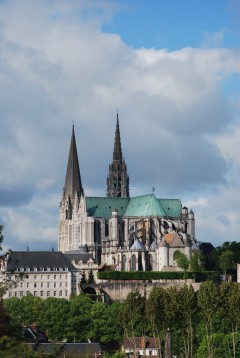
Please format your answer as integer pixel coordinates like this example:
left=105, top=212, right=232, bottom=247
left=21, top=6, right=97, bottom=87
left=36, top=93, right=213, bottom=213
left=0, top=0, right=240, bottom=252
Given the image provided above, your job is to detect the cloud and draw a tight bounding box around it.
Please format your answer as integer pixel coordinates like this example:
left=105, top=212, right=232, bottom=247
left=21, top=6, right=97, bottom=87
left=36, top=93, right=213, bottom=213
left=0, top=0, right=239, bottom=250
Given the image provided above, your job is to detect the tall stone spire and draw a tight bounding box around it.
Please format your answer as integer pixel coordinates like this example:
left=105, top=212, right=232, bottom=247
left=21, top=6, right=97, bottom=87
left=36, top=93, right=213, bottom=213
left=64, top=125, right=83, bottom=200
left=106, top=114, right=130, bottom=198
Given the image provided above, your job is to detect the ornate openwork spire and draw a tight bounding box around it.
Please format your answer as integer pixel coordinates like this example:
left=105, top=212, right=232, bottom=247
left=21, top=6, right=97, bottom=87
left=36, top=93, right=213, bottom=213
left=113, top=113, right=122, bottom=162
left=106, top=114, right=129, bottom=198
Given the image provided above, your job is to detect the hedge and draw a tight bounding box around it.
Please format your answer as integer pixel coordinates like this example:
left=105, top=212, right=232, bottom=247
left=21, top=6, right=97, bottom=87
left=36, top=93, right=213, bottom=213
left=97, top=270, right=218, bottom=281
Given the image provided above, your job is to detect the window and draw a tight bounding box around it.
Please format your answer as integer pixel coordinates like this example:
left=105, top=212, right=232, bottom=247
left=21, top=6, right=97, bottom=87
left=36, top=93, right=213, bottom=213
left=65, top=291, right=68, bottom=296
left=65, top=282, right=68, bottom=287
left=48, top=275, right=50, bottom=279
left=20, top=291, right=23, bottom=297
left=54, top=275, right=56, bottom=279
left=34, top=291, right=37, bottom=296
left=47, top=282, right=50, bottom=288
left=9, top=291, right=12, bottom=297
left=34, top=275, right=37, bottom=280
left=54, top=283, right=56, bottom=288
left=65, top=275, right=68, bottom=279
left=59, top=291, right=62, bottom=296
left=47, top=291, right=50, bottom=297
left=149, top=351, right=152, bottom=356
left=54, top=291, right=56, bottom=297
left=41, top=275, right=43, bottom=279
left=41, top=282, right=43, bottom=288
left=27, top=283, right=29, bottom=288
left=40, top=291, right=43, bottom=297
left=59, top=282, right=62, bottom=288
left=34, top=283, right=37, bottom=288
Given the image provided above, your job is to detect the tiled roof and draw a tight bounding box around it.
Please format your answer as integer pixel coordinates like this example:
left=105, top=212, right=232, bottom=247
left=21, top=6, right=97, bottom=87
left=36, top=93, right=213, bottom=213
left=6, top=251, right=76, bottom=271
left=163, top=232, right=184, bottom=247
left=123, top=337, right=160, bottom=349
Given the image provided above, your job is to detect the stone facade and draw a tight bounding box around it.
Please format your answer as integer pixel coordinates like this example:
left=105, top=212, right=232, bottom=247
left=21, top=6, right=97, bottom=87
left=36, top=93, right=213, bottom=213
left=58, top=116, right=196, bottom=271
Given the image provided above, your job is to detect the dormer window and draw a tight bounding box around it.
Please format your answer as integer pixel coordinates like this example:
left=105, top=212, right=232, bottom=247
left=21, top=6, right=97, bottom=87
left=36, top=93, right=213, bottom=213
left=34, top=267, right=37, bottom=272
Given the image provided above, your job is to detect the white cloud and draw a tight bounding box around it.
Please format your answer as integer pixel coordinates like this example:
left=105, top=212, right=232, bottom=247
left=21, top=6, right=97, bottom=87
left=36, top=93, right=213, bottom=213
left=0, top=0, right=240, bottom=250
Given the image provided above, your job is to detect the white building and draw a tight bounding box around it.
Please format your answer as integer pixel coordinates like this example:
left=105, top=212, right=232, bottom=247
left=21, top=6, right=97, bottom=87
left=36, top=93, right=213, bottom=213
left=0, top=251, right=80, bottom=299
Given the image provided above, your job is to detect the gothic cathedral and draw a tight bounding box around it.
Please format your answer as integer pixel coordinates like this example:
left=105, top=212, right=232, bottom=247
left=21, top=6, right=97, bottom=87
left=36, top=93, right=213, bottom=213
left=58, top=115, right=195, bottom=271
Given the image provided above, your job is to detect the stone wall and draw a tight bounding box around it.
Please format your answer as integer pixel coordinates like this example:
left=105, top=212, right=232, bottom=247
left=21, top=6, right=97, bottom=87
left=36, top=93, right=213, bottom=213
left=94, top=280, right=201, bottom=302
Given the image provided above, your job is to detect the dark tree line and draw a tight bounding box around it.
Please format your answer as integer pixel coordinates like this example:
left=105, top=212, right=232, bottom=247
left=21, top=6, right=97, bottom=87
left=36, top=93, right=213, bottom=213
left=2, top=281, right=240, bottom=357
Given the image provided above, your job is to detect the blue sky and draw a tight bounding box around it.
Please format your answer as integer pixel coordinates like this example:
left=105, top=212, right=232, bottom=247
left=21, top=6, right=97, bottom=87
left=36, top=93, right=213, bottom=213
left=102, top=0, right=240, bottom=49
left=0, top=0, right=240, bottom=251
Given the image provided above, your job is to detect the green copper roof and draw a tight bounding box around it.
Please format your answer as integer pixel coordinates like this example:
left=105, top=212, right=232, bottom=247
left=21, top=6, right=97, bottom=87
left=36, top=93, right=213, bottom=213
left=86, top=197, right=129, bottom=218
left=86, top=194, right=182, bottom=218
left=124, top=194, right=166, bottom=217
left=157, top=198, right=182, bottom=217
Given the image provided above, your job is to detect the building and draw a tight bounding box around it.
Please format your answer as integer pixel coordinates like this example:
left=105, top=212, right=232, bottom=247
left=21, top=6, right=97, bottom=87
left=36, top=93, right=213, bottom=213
left=58, top=115, right=195, bottom=271
left=122, top=337, right=161, bottom=358
left=0, top=251, right=80, bottom=299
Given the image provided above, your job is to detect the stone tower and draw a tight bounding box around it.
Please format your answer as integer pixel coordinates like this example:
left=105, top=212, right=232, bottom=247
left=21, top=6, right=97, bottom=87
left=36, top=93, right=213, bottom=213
left=58, top=125, right=83, bottom=251
left=106, top=114, right=129, bottom=198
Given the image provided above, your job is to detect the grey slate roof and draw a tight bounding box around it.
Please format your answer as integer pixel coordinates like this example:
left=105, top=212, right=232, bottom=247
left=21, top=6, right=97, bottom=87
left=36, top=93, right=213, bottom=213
left=31, top=343, right=101, bottom=357
left=6, top=251, right=76, bottom=272
left=64, top=252, right=95, bottom=264
left=130, top=239, right=145, bottom=251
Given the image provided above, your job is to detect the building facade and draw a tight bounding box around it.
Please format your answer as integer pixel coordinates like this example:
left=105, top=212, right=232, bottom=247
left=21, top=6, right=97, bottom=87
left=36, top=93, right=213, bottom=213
left=58, top=115, right=195, bottom=271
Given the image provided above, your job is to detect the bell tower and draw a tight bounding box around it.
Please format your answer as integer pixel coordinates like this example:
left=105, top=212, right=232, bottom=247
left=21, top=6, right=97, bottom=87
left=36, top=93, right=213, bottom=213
left=106, top=114, right=129, bottom=198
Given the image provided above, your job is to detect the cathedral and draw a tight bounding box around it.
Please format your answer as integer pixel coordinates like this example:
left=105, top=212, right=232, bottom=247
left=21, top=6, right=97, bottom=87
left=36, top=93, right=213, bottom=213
left=58, top=115, right=195, bottom=271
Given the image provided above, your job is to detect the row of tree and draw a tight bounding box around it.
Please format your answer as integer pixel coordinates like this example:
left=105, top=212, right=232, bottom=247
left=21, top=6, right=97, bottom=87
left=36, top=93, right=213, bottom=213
left=2, top=281, right=240, bottom=358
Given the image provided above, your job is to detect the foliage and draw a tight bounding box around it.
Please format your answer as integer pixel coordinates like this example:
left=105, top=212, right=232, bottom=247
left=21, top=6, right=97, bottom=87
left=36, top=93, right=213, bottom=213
left=0, top=336, right=40, bottom=358
left=80, top=271, right=87, bottom=284
left=190, top=250, right=204, bottom=272
left=97, top=270, right=217, bottom=281
left=120, top=290, right=148, bottom=337
left=218, top=250, right=235, bottom=275
left=87, top=269, right=96, bottom=284
left=173, top=250, right=190, bottom=271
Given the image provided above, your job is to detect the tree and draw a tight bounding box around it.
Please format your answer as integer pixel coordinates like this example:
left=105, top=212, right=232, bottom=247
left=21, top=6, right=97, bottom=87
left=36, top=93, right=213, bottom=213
left=190, top=250, right=204, bottom=272
left=80, top=271, right=87, bottom=284
left=173, top=250, right=190, bottom=271
left=219, top=250, right=235, bottom=276
left=176, top=284, right=197, bottom=358
left=197, top=281, right=220, bottom=358
left=87, top=270, right=96, bottom=284
left=120, top=290, right=147, bottom=338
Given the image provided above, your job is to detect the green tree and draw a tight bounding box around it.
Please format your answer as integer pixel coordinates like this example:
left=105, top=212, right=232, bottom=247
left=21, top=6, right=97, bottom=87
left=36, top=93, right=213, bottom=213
left=190, top=250, right=204, bottom=272
left=197, top=281, right=220, bottom=358
left=80, top=271, right=87, bottom=284
left=173, top=250, right=190, bottom=271
left=39, top=297, right=70, bottom=340
left=89, top=301, right=123, bottom=344
left=219, top=282, right=240, bottom=358
left=87, top=269, right=96, bottom=284
left=67, top=294, right=94, bottom=342
left=120, top=290, right=147, bottom=338
left=219, top=250, right=235, bottom=276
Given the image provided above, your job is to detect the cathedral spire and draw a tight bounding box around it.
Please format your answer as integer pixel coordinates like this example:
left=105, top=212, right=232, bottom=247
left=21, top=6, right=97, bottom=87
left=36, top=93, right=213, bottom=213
left=107, top=114, right=130, bottom=198
left=113, top=113, right=122, bottom=162
left=64, top=125, right=83, bottom=200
